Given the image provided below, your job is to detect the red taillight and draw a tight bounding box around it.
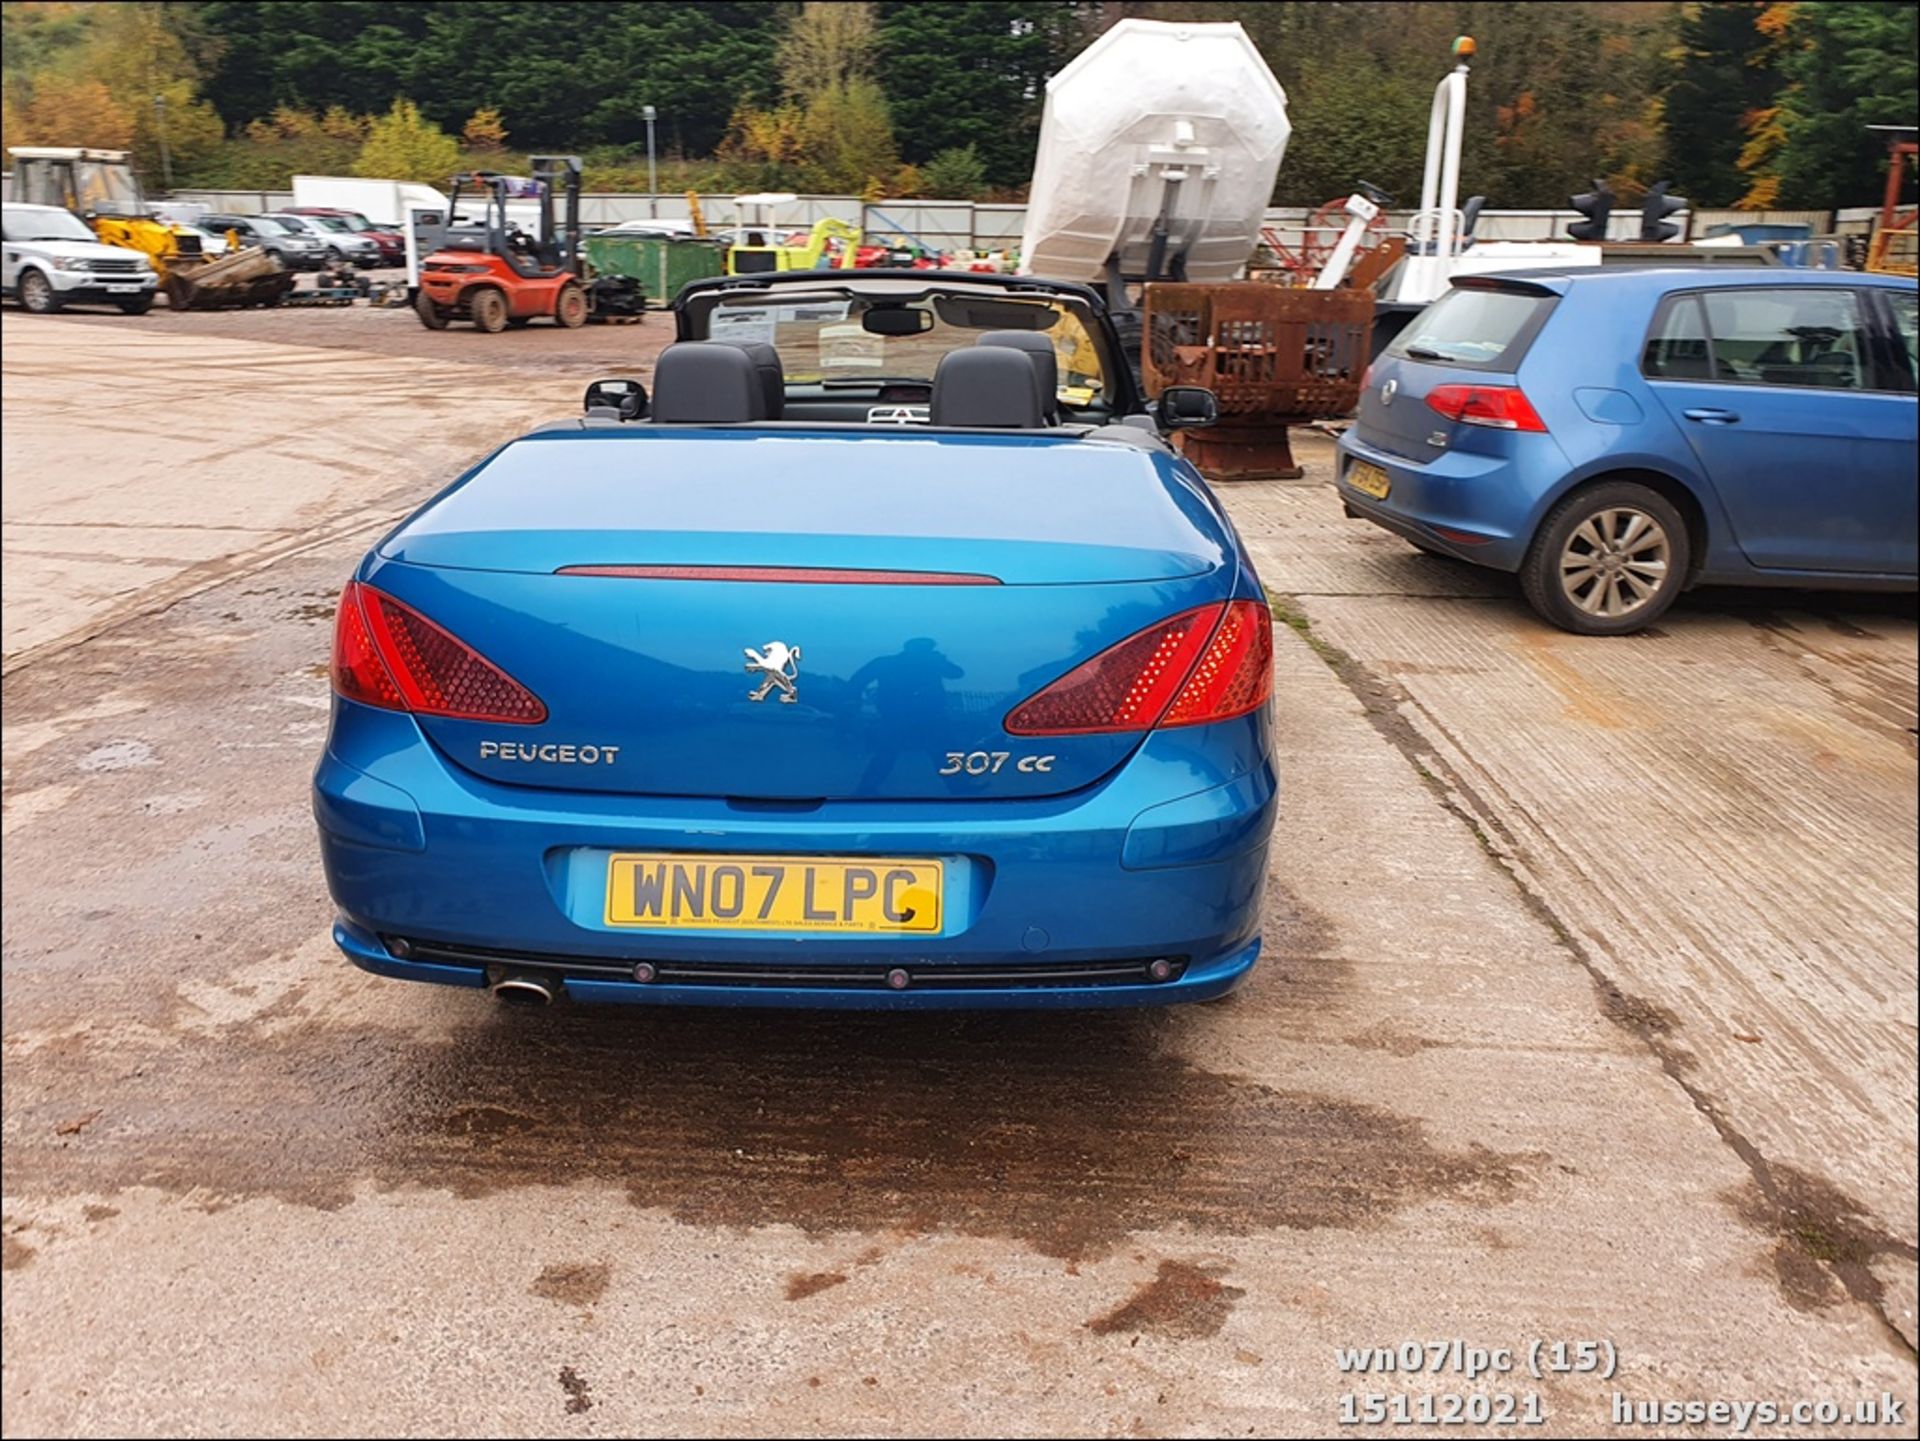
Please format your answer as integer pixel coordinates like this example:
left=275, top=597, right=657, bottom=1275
left=1005, top=600, right=1273, bottom=736
left=329, top=581, right=545, bottom=723
left=1424, top=383, right=1547, bottom=432
left=1160, top=600, right=1273, bottom=727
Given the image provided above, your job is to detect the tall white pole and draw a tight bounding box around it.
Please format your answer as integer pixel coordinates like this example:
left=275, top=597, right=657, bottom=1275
left=643, top=105, right=658, bottom=220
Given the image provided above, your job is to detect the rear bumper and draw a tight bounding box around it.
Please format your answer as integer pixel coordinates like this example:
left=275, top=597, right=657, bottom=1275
left=314, top=701, right=1277, bottom=1010
left=1334, top=430, right=1567, bottom=573
left=331, top=917, right=1262, bottom=1010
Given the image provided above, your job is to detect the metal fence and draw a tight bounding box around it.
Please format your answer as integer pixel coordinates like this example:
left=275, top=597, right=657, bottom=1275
left=152, top=188, right=1875, bottom=251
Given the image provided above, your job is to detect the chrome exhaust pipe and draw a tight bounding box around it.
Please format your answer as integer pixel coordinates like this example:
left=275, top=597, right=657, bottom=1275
left=487, top=967, right=557, bottom=1007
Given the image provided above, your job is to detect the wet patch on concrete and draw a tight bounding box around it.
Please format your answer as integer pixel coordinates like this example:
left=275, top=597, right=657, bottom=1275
left=1727, top=1163, right=1919, bottom=1318
left=1251, top=885, right=1352, bottom=1005
left=1343, top=1022, right=1440, bottom=1057
left=786, top=1270, right=849, bottom=1301
left=1595, top=982, right=1684, bottom=1040
left=1087, top=1260, right=1245, bottom=1339
left=530, top=1261, right=611, bottom=1307
left=557, top=1365, right=593, bottom=1414
left=1749, top=613, right=1920, bottom=740
left=3, top=1002, right=1538, bottom=1263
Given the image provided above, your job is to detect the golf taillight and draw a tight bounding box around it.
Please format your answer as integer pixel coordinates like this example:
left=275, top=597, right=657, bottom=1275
left=330, top=581, right=545, bottom=723
left=1424, top=383, right=1547, bottom=432
left=1005, top=600, right=1273, bottom=736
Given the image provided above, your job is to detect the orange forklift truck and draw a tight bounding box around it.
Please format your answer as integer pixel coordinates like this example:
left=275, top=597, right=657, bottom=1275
left=413, top=155, right=639, bottom=331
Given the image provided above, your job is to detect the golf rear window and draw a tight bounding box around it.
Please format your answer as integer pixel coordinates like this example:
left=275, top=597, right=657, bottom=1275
left=1388, top=287, right=1552, bottom=372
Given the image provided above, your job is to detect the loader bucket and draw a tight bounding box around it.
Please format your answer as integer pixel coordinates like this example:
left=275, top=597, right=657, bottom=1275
left=163, top=246, right=298, bottom=311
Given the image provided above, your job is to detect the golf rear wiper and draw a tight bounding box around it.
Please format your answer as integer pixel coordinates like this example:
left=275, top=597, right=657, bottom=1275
left=1403, top=345, right=1449, bottom=361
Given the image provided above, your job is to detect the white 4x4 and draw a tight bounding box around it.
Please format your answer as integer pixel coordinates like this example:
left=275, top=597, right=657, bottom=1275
left=3, top=202, right=159, bottom=315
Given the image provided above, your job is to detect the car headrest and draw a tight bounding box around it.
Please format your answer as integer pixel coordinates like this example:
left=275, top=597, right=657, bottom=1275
left=650, top=342, right=767, bottom=423
left=976, top=331, right=1059, bottom=420
left=725, top=340, right=785, bottom=420
left=930, top=347, right=1046, bottom=429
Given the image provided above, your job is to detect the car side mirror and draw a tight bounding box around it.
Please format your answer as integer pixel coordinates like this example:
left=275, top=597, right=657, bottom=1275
left=584, top=377, right=648, bottom=421
left=1155, top=386, right=1219, bottom=430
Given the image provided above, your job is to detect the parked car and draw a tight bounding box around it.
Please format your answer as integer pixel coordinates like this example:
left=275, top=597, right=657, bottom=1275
left=201, top=213, right=325, bottom=270
left=1336, top=269, right=1919, bottom=634
left=314, top=269, right=1275, bottom=1010
left=265, top=212, right=382, bottom=268
left=178, top=222, right=232, bottom=257
left=2, top=201, right=158, bottom=314
left=280, top=206, right=406, bottom=265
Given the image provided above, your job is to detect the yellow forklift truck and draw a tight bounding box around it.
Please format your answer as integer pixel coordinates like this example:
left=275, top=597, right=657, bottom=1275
left=6, top=147, right=294, bottom=308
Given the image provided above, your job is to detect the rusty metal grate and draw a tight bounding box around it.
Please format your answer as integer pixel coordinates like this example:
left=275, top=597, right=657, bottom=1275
left=1144, top=283, right=1373, bottom=420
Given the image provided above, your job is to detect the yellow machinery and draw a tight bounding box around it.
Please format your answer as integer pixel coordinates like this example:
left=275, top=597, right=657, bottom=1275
left=722, top=193, right=861, bottom=275
left=6, top=146, right=292, bottom=308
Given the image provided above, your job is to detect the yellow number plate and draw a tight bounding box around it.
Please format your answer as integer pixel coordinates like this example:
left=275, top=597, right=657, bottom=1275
left=604, top=853, right=942, bottom=934
left=1348, top=460, right=1392, bottom=499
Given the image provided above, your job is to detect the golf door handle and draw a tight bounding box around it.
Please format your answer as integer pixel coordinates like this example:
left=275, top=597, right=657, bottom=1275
left=1683, top=407, right=1740, bottom=424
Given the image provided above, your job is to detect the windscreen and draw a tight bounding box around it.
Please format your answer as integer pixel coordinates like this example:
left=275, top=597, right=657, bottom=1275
left=2, top=207, right=96, bottom=243
left=73, top=161, right=145, bottom=217
left=1388, top=287, right=1552, bottom=371
left=702, top=292, right=1112, bottom=409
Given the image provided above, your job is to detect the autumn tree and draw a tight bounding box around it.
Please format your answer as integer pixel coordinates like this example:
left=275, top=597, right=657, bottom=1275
left=354, top=98, right=462, bottom=184
left=2, top=2, right=224, bottom=184
left=798, top=77, right=898, bottom=192
left=779, top=1, right=881, bottom=98
left=462, top=106, right=508, bottom=151
left=15, top=74, right=136, bottom=151
left=716, top=100, right=807, bottom=189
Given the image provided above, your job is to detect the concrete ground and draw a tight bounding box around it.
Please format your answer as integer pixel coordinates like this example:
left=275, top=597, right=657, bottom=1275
left=2, top=307, right=1914, bottom=1436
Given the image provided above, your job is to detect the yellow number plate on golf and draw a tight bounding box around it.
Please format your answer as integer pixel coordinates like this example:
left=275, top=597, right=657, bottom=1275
left=604, top=854, right=942, bottom=933
left=1348, top=461, right=1392, bottom=499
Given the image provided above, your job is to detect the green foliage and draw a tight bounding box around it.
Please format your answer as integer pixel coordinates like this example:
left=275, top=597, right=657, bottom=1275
left=919, top=143, right=988, bottom=199
left=193, top=1, right=785, bottom=158
left=797, top=76, right=897, bottom=192
left=877, top=2, right=1088, bottom=190
left=6, top=0, right=1907, bottom=210
left=3, top=3, right=99, bottom=82
left=1767, top=1, right=1919, bottom=208
left=1269, top=54, right=1431, bottom=207
left=353, top=98, right=461, bottom=184
left=1665, top=3, right=1783, bottom=207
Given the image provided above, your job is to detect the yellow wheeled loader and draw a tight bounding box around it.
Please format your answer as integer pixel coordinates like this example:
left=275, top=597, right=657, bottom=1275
left=6, top=147, right=295, bottom=309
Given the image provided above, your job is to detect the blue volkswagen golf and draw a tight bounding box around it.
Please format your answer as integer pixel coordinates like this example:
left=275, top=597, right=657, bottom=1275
left=314, top=271, right=1277, bottom=1009
left=1338, top=269, right=1919, bottom=634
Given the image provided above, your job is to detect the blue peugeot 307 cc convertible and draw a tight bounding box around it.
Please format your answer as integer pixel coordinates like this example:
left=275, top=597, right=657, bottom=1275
left=314, top=270, right=1278, bottom=1009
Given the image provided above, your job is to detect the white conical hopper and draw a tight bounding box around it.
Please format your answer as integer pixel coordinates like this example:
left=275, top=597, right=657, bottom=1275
left=1019, top=19, right=1289, bottom=284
